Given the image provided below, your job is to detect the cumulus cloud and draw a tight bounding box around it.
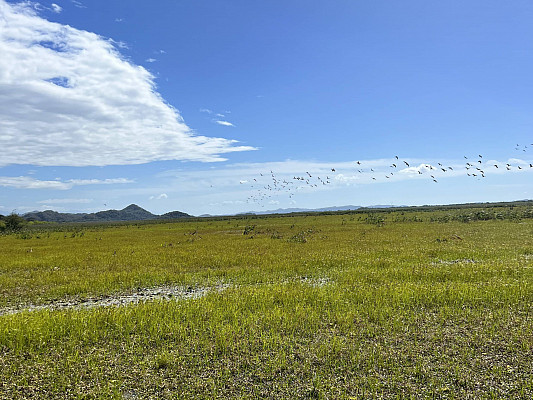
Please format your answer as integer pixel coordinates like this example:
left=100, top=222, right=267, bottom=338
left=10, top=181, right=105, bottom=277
left=0, top=176, right=133, bottom=190
left=51, top=3, right=62, bottom=13
left=0, top=1, right=254, bottom=167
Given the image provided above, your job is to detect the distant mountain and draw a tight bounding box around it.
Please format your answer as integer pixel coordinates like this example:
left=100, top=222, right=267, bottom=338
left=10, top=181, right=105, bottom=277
left=24, top=204, right=191, bottom=223
left=89, top=204, right=156, bottom=221
left=160, top=210, right=191, bottom=219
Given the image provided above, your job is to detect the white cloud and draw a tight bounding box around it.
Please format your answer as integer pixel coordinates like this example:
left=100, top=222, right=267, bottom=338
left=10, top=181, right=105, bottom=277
left=221, top=200, right=245, bottom=205
left=68, top=178, right=134, bottom=185
left=51, top=3, right=62, bottom=13
left=216, top=120, right=235, bottom=127
left=0, top=176, right=133, bottom=190
left=145, top=58, right=156, bottom=63
left=0, top=1, right=254, bottom=167
left=37, top=198, right=92, bottom=204
left=398, top=163, right=435, bottom=176
left=70, top=0, right=85, bottom=8
left=112, top=39, right=129, bottom=49
left=334, top=174, right=359, bottom=183
left=0, top=177, right=71, bottom=190
left=158, top=156, right=533, bottom=196
left=508, top=158, right=528, bottom=165
left=149, top=193, right=168, bottom=200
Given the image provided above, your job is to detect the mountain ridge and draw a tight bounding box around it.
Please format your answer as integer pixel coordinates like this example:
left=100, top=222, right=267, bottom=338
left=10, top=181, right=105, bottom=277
left=23, top=204, right=190, bottom=223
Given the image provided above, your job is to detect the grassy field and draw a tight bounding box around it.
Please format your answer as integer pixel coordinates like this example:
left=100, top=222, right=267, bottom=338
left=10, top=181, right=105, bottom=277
left=0, top=207, right=532, bottom=398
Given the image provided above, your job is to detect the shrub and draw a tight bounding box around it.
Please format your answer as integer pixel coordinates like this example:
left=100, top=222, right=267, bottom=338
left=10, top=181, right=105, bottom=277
left=2, top=213, right=26, bottom=232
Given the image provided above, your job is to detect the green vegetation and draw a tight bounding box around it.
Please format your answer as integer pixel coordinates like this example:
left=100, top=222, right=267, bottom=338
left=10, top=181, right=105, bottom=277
left=0, top=213, right=26, bottom=233
left=1, top=205, right=532, bottom=398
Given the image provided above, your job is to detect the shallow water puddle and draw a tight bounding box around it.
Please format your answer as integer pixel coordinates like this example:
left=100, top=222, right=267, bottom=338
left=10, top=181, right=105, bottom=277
left=0, top=284, right=229, bottom=316
left=0, top=276, right=331, bottom=316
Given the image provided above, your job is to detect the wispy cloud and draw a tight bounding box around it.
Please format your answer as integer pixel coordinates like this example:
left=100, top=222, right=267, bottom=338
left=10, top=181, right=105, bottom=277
left=111, top=39, right=129, bottom=49
left=68, top=178, right=134, bottom=186
left=398, top=163, right=435, bottom=176
left=145, top=58, right=156, bottom=63
left=37, top=198, right=93, bottom=204
left=0, top=176, right=133, bottom=190
left=508, top=158, right=529, bottom=165
left=158, top=156, right=533, bottom=194
left=51, top=3, right=62, bottom=13
left=334, top=174, right=359, bottom=183
left=0, top=1, right=254, bottom=167
left=217, top=200, right=245, bottom=205
left=215, top=120, right=235, bottom=127
left=70, top=0, right=86, bottom=8
left=149, top=193, right=168, bottom=200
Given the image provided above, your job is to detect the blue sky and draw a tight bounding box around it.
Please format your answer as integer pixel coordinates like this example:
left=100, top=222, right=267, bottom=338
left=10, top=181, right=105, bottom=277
left=0, top=0, right=532, bottom=216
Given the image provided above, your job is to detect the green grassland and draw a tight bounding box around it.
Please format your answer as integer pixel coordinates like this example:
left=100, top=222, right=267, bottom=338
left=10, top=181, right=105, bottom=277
left=0, top=206, right=532, bottom=399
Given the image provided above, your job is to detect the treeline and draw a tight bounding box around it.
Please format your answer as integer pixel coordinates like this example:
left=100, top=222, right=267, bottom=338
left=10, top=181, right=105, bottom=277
left=2, top=200, right=533, bottom=234
left=0, top=213, right=26, bottom=232
left=429, top=207, right=533, bottom=223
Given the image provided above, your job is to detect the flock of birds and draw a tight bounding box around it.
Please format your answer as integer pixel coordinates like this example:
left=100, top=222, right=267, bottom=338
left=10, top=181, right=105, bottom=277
left=239, top=144, right=533, bottom=207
